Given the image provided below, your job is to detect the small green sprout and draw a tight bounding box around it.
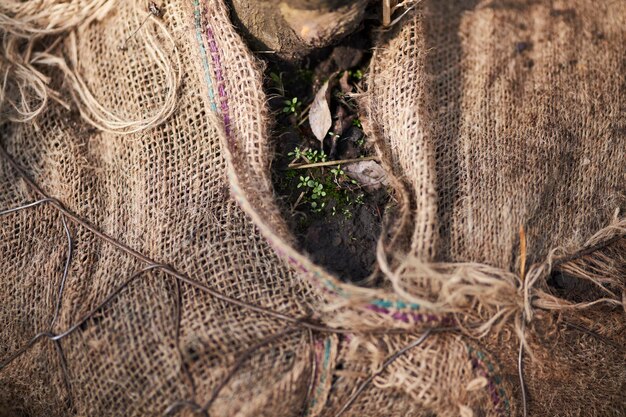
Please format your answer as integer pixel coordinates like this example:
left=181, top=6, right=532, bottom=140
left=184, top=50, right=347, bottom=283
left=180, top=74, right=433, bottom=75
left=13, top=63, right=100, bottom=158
left=352, top=118, right=362, bottom=128
left=287, top=152, right=364, bottom=218
left=288, top=147, right=304, bottom=160
left=283, top=97, right=301, bottom=114
left=330, top=166, right=344, bottom=177
left=311, top=183, right=326, bottom=199
left=297, top=176, right=315, bottom=189
left=305, top=149, right=327, bottom=163
left=296, top=175, right=328, bottom=212
left=287, top=146, right=328, bottom=163
left=289, top=147, right=327, bottom=164
left=350, top=69, right=364, bottom=80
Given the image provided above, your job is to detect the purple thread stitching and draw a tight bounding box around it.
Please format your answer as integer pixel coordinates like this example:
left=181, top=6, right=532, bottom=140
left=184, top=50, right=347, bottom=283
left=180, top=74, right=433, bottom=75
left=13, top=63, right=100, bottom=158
left=392, top=312, right=409, bottom=323
left=470, top=355, right=507, bottom=416
left=203, top=14, right=232, bottom=142
left=366, top=305, right=389, bottom=314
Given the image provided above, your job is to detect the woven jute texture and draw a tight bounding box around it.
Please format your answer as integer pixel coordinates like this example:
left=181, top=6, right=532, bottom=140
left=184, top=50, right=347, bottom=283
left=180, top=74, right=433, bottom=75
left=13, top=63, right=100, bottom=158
left=1, top=0, right=624, bottom=416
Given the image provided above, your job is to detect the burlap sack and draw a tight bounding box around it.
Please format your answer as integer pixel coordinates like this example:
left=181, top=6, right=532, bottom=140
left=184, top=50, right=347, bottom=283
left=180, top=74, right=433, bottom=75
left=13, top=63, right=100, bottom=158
left=1, top=0, right=624, bottom=416
left=1, top=1, right=316, bottom=416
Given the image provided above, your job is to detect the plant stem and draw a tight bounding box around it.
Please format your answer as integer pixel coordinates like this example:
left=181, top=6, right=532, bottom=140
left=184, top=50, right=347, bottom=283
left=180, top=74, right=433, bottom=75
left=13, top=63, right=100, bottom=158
left=288, top=156, right=379, bottom=170
left=297, top=102, right=313, bottom=126
left=292, top=191, right=306, bottom=212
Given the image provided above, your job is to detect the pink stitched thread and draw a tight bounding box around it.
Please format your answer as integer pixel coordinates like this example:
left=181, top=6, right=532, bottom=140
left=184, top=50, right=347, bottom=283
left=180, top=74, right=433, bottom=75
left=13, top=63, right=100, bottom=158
left=202, top=14, right=232, bottom=142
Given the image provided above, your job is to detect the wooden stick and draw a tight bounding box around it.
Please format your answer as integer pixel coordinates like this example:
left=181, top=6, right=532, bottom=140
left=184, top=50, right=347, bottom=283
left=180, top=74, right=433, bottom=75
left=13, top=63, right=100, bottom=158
left=383, top=0, right=392, bottom=26
left=288, top=156, right=379, bottom=170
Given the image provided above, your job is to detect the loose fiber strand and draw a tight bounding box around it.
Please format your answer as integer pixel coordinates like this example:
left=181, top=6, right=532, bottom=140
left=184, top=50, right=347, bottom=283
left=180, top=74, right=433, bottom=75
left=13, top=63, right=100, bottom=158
left=0, top=0, right=180, bottom=134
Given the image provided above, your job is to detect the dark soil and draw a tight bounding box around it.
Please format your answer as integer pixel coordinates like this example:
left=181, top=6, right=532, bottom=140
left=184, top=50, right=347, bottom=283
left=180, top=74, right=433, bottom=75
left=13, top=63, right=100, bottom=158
left=301, top=188, right=387, bottom=282
left=260, top=25, right=389, bottom=284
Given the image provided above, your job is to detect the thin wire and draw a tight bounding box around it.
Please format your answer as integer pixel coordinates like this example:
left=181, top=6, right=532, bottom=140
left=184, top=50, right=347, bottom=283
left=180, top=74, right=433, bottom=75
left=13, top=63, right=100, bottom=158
left=163, top=399, right=206, bottom=417
left=563, top=320, right=622, bottom=351
left=0, top=145, right=413, bottom=337
left=0, top=146, right=459, bottom=415
left=300, top=328, right=317, bottom=417
left=518, top=317, right=528, bottom=417
left=50, top=215, right=72, bottom=329
left=0, top=331, right=54, bottom=370
left=174, top=278, right=197, bottom=399
left=58, top=265, right=165, bottom=340
left=119, top=1, right=163, bottom=52
left=53, top=339, right=73, bottom=411
left=119, top=14, right=152, bottom=51
left=163, top=329, right=307, bottom=416
left=333, top=329, right=432, bottom=417
left=0, top=265, right=164, bottom=371
left=202, top=326, right=301, bottom=413
left=0, top=197, right=52, bottom=216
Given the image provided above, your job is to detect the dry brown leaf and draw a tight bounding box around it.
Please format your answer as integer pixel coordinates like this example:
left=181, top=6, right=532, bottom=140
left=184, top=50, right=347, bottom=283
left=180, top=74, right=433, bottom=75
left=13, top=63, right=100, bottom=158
left=344, top=160, right=389, bottom=191
left=309, top=80, right=332, bottom=143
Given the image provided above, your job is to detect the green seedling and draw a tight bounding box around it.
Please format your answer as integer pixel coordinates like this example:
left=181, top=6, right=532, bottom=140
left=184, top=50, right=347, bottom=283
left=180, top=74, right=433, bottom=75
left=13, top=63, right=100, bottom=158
left=297, top=176, right=327, bottom=212
left=330, top=166, right=344, bottom=177
left=297, top=176, right=315, bottom=189
left=350, top=69, right=364, bottom=80
left=288, top=147, right=304, bottom=161
left=304, top=149, right=327, bottom=163
left=288, top=147, right=327, bottom=164
left=287, top=152, right=365, bottom=218
left=283, top=97, right=301, bottom=115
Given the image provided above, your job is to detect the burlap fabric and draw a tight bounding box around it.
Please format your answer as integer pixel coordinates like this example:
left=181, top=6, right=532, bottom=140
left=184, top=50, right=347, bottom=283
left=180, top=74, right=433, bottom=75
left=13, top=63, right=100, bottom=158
left=1, top=0, right=624, bottom=416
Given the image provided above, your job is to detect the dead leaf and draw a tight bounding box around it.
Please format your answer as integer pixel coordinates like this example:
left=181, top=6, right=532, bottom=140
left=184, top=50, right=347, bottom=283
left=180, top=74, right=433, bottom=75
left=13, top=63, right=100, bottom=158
left=309, top=80, right=332, bottom=143
left=344, top=160, right=389, bottom=191
left=339, top=70, right=352, bottom=93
